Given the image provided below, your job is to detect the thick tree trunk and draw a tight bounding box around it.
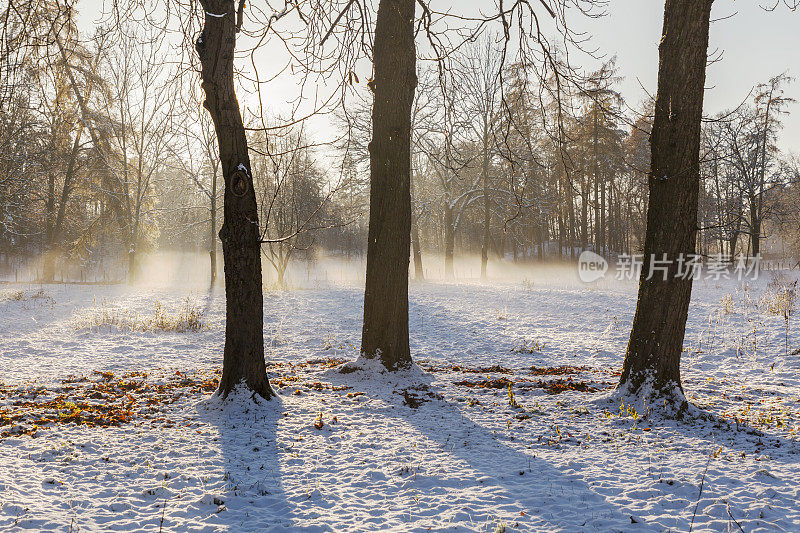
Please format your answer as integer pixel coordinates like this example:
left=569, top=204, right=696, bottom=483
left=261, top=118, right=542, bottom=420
left=360, top=0, right=416, bottom=369
left=197, top=0, right=271, bottom=398
left=617, top=0, right=713, bottom=406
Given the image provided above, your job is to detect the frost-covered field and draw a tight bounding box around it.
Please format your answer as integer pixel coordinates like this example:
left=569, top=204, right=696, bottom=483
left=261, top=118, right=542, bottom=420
left=1, top=269, right=800, bottom=531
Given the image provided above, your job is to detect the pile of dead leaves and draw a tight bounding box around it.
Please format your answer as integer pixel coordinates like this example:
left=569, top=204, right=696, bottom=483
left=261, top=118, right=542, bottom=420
left=394, top=386, right=443, bottom=408
left=528, top=365, right=589, bottom=376
left=454, top=377, right=515, bottom=389
left=453, top=376, right=597, bottom=395
left=0, top=368, right=221, bottom=439
left=267, top=357, right=347, bottom=372
left=539, top=379, right=597, bottom=394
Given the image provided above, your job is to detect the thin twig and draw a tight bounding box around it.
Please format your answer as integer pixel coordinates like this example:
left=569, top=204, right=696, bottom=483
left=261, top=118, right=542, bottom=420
left=689, top=453, right=713, bottom=531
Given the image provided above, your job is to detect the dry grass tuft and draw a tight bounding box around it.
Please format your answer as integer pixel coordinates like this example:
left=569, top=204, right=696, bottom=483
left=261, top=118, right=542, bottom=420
left=2, top=290, right=24, bottom=301
left=760, top=277, right=797, bottom=317
left=2, top=289, right=53, bottom=303
left=719, top=294, right=735, bottom=315
left=77, top=297, right=206, bottom=333
left=512, top=337, right=546, bottom=353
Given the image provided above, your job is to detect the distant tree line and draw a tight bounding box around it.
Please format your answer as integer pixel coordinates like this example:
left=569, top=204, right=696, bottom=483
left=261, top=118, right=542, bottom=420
left=1, top=0, right=798, bottom=409
left=1, top=3, right=795, bottom=285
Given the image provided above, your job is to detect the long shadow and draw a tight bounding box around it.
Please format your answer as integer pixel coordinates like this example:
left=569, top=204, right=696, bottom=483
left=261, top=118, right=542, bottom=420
left=634, top=397, right=800, bottom=468
left=194, top=395, right=296, bottom=532
left=406, top=281, right=631, bottom=372
left=324, top=368, right=656, bottom=532
left=412, top=283, right=800, bottom=461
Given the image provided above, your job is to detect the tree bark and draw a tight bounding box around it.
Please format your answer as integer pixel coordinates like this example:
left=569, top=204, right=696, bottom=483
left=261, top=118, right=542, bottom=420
left=410, top=177, right=424, bottom=281
left=210, top=171, right=218, bottom=285
left=751, top=214, right=761, bottom=258
left=751, top=218, right=761, bottom=257
left=196, top=0, right=272, bottom=398
left=617, top=0, right=713, bottom=406
left=411, top=216, right=424, bottom=281
left=537, top=223, right=545, bottom=261
left=277, top=263, right=286, bottom=288
left=566, top=175, right=576, bottom=259
left=444, top=206, right=455, bottom=279
left=480, top=124, right=490, bottom=280
left=128, top=248, right=136, bottom=283
left=360, top=0, right=417, bottom=369
left=593, top=103, right=601, bottom=254
left=580, top=186, right=588, bottom=250
left=753, top=89, right=772, bottom=260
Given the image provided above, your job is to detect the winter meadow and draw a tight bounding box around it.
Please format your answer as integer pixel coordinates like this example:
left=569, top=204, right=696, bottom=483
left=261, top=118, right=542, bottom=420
left=1, top=0, right=800, bottom=531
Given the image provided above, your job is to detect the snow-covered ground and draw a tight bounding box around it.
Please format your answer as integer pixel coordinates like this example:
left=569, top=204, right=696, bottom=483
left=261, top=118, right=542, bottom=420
left=1, top=266, right=799, bottom=531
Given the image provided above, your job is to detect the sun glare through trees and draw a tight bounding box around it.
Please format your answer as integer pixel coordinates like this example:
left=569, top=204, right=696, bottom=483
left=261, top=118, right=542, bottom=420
left=1, top=0, right=799, bottom=530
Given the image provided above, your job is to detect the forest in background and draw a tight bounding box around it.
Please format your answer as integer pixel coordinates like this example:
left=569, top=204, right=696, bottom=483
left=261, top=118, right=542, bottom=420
left=1, top=2, right=797, bottom=285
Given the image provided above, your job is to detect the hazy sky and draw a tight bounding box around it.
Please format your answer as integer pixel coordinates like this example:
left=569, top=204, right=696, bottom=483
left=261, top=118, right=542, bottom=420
left=76, top=0, right=798, bottom=152
left=579, top=0, right=798, bottom=152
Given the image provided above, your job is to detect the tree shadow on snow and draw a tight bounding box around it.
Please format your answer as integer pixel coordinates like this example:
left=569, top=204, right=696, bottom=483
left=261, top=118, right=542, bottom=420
left=636, top=394, right=800, bottom=467
left=325, top=368, right=657, bottom=532
left=194, top=394, right=296, bottom=532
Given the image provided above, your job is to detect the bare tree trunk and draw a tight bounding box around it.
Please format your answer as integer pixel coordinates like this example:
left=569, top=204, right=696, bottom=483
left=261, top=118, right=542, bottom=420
left=753, top=90, right=772, bottom=260
left=411, top=216, right=424, bottom=281
left=580, top=188, right=588, bottom=250
left=750, top=204, right=761, bottom=258
left=444, top=206, right=455, bottom=279
left=360, top=0, right=416, bottom=369
left=410, top=178, right=424, bottom=281
left=538, top=223, right=545, bottom=261
left=600, top=175, right=606, bottom=255
left=617, top=0, right=713, bottom=407
left=44, top=169, right=56, bottom=282
left=45, top=125, right=83, bottom=283
left=480, top=127, right=490, bottom=280
left=593, top=104, right=601, bottom=253
left=277, top=264, right=286, bottom=288
left=210, top=176, right=218, bottom=286
left=567, top=179, right=577, bottom=259
left=197, top=0, right=271, bottom=399
left=128, top=247, right=136, bottom=283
